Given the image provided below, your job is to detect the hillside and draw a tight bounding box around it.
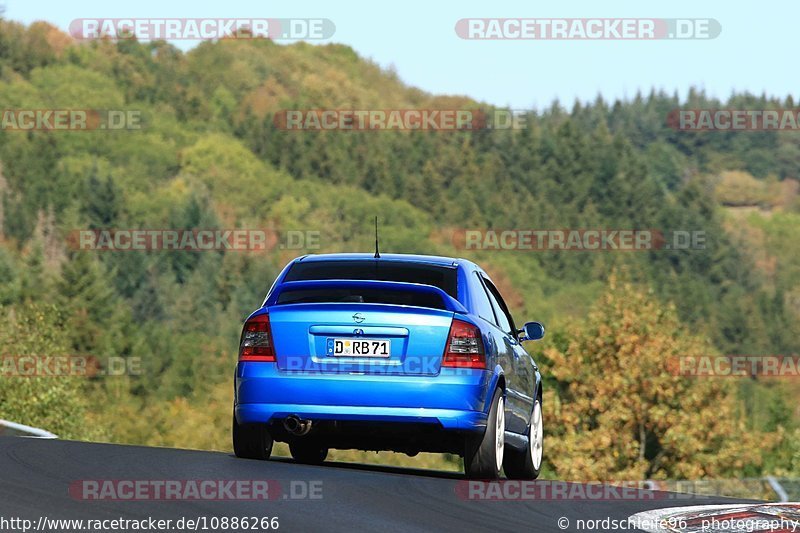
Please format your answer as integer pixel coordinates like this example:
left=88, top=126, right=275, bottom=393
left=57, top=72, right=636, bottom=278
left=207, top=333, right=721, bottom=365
left=1, top=19, right=799, bottom=476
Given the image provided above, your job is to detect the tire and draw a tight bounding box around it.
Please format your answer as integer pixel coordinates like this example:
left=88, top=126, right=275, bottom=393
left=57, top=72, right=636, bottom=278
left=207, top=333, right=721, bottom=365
left=464, top=387, right=505, bottom=479
left=503, top=398, right=543, bottom=480
left=289, top=441, right=329, bottom=465
left=232, top=411, right=273, bottom=460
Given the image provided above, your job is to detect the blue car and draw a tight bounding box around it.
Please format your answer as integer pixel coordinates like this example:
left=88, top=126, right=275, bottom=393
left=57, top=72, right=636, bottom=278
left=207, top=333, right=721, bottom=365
left=232, top=253, right=545, bottom=479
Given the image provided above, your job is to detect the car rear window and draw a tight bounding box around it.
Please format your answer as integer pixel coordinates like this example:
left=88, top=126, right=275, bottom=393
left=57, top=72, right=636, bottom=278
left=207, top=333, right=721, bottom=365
left=284, top=260, right=458, bottom=298
left=276, top=287, right=447, bottom=309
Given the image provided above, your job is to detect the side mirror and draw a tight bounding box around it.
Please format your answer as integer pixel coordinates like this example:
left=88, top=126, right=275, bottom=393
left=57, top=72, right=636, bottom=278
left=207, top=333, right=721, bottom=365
left=520, top=321, right=545, bottom=341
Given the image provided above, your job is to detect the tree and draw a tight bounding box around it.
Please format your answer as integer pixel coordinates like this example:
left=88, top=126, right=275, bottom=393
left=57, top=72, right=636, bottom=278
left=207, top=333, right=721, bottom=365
left=0, top=303, right=104, bottom=440
left=82, top=173, right=120, bottom=229
left=57, top=252, right=118, bottom=354
left=544, top=273, right=773, bottom=480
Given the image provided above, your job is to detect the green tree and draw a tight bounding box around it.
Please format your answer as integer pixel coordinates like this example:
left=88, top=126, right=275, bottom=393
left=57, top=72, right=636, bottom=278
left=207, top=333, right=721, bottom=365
left=0, top=303, right=104, bottom=440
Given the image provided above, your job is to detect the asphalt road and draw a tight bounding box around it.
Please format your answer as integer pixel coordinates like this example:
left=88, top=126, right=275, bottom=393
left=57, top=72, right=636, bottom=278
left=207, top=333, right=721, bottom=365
left=0, top=437, right=756, bottom=532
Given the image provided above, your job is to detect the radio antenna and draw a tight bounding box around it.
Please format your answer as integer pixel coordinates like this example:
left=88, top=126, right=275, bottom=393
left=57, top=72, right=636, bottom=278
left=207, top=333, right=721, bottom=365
left=374, top=216, right=381, bottom=259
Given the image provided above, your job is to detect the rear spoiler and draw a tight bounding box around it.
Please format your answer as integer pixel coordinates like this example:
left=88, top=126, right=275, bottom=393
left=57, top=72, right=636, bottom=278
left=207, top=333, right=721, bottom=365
left=265, top=279, right=468, bottom=313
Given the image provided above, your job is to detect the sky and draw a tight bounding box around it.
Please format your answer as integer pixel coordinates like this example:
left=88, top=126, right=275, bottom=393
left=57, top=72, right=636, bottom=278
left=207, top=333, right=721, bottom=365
left=6, top=0, right=798, bottom=109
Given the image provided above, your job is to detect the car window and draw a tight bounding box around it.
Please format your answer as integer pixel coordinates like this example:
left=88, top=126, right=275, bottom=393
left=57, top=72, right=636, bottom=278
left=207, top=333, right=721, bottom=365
left=284, top=260, right=458, bottom=298
left=482, top=276, right=515, bottom=334
left=275, top=286, right=448, bottom=310
left=471, top=272, right=498, bottom=325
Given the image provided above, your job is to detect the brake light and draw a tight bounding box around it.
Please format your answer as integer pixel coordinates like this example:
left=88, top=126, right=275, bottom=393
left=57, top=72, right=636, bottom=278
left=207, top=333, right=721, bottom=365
left=239, top=313, right=275, bottom=362
left=442, top=319, right=486, bottom=368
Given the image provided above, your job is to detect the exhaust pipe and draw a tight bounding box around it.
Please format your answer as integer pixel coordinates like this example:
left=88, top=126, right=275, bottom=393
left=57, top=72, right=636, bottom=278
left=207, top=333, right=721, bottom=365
left=283, top=415, right=312, bottom=436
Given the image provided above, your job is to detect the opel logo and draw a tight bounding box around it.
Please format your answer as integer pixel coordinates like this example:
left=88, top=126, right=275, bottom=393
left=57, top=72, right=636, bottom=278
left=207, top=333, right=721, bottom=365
left=352, top=312, right=365, bottom=324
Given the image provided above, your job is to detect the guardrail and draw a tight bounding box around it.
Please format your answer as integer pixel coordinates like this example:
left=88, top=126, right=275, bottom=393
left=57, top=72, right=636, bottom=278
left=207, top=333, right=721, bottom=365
left=0, top=419, right=58, bottom=439
left=766, top=476, right=790, bottom=502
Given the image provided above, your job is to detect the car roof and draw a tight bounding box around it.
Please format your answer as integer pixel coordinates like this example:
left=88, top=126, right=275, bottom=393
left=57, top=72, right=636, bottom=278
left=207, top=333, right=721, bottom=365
left=295, top=253, right=472, bottom=269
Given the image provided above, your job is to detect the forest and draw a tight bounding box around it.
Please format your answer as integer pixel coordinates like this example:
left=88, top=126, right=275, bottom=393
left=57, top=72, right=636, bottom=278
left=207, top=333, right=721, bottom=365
left=1, top=19, right=799, bottom=479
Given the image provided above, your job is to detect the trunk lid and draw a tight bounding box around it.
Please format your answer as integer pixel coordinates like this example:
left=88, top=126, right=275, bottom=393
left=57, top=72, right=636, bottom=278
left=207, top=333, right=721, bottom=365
left=265, top=280, right=464, bottom=376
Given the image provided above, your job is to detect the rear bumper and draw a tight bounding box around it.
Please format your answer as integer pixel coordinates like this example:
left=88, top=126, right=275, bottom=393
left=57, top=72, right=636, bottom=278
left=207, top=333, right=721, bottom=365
left=234, top=362, right=492, bottom=431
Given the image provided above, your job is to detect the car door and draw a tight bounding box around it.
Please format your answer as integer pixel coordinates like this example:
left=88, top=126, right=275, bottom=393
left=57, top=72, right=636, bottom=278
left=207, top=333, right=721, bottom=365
left=480, top=274, right=534, bottom=434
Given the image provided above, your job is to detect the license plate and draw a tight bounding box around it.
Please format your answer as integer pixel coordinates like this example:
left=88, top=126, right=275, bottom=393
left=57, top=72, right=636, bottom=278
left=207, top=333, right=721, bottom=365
left=327, top=338, right=391, bottom=357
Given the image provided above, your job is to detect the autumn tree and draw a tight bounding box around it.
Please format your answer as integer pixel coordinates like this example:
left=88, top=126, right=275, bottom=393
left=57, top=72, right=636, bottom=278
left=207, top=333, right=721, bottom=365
left=544, top=273, right=774, bottom=480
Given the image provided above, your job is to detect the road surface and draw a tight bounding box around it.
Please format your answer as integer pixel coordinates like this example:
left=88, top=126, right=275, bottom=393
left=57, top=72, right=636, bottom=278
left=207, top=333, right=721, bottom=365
left=0, top=437, right=756, bottom=532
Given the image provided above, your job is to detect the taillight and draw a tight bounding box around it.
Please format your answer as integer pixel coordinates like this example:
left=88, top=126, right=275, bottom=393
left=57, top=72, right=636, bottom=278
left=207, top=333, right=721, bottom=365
left=442, top=319, right=486, bottom=368
left=239, top=313, right=275, bottom=362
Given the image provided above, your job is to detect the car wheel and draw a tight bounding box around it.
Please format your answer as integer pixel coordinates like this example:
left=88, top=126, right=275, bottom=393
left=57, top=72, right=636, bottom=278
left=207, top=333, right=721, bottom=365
left=232, top=411, right=273, bottom=460
left=289, top=441, right=329, bottom=465
left=464, top=387, right=505, bottom=479
left=503, top=398, right=543, bottom=480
